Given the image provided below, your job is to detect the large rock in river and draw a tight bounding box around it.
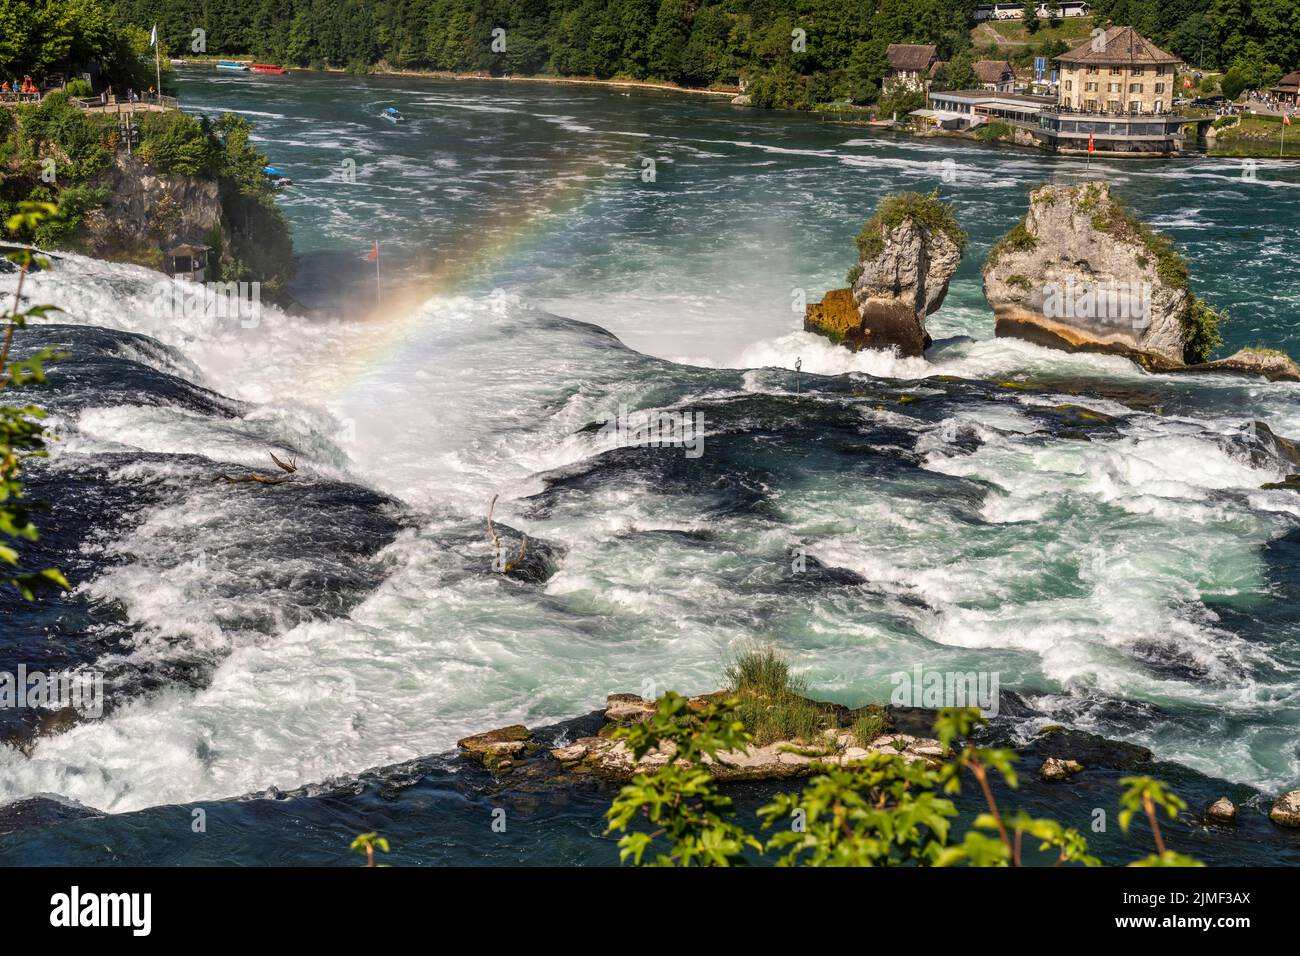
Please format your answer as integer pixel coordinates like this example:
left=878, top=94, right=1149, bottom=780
left=983, top=182, right=1223, bottom=369
left=805, top=192, right=965, bottom=356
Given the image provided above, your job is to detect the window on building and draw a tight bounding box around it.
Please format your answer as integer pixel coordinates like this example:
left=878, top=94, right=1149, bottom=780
left=1155, top=82, right=1165, bottom=93
left=1132, top=67, right=1144, bottom=76
left=1129, top=83, right=1143, bottom=93
left=1065, top=80, right=1072, bottom=91
left=1086, top=99, right=1099, bottom=111
left=1086, top=66, right=1098, bottom=75
left=1086, top=81, right=1097, bottom=91
left=1108, top=99, right=1121, bottom=112
left=1130, top=100, right=1142, bottom=112
left=1110, top=66, right=1123, bottom=75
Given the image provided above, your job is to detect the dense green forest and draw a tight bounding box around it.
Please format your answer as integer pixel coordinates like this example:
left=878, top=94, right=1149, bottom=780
left=7, top=1, right=1299, bottom=110
left=107, top=0, right=1300, bottom=105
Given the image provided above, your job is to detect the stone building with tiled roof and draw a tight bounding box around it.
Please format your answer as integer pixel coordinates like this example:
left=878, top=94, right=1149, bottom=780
left=885, top=44, right=939, bottom=92
left=1035, top=26, right=1197, bottom=155
left=1055, top=25, right=1181, bottom=114
left=973, top=59, right=1017, bottom=92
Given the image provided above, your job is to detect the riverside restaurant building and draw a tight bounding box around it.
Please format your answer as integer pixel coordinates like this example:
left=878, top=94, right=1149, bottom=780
left=920, top=27, right=1195, bottom=155
left=1036, top=26, right=1188, bottom=154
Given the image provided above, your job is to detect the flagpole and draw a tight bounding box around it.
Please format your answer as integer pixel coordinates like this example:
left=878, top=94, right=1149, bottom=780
left=153, top=25, right=161, bottom=101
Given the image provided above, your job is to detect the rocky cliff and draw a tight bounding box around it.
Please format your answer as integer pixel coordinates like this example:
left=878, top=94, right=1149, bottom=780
left=983, top=182, right=1217, bottom=369
left=77, top=154, right=223, bottom=267
left=805, top=192, right=965, bottom=356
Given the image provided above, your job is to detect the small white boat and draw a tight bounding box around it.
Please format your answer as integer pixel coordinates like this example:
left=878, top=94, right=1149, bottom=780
left=381, top=107, right=405, bottom=123
left=215, top=60, right=250, bottom=73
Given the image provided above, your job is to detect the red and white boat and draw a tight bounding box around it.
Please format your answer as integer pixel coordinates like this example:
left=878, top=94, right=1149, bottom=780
left=251, top=64, right=288, bottom=75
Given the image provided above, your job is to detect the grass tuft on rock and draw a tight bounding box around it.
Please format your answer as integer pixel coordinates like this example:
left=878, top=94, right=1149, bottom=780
left=854, top=190, right=967, bottom=265
left=851, top=706, right=887, bottom=747
left=725, top=642, right=831, bottom=746
left=985, top=215, right=1037, bottom=268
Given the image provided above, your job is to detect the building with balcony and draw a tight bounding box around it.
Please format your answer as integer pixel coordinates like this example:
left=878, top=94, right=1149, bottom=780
left=1037, top=26, right=1189, bottom=154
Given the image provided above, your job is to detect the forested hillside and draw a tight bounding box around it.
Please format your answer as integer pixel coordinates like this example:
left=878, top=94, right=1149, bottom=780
left=109, top=0, right=1300, bottom=106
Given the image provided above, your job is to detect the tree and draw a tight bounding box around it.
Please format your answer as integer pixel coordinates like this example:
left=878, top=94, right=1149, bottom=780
left=934, top=50, right=980, bottom=91
left=1023, top=1, right=1041, bottom=34
left=1, top=202, right=69, bottom=600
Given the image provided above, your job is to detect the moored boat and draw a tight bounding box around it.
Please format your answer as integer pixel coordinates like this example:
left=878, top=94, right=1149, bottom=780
left=215, top=60, right=250, bottom=72
left=251, top=64, right=287, bottom=75
left=262, top=165, right=292, bottom=188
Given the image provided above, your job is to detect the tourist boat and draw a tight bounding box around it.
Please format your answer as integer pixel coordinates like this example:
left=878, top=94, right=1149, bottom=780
left=251, top=64, right=287, bottom=75
left=262, top=166, right=293, bottom=188
left=381, top=107, right=405, bottom=123
left=215, top=60, right=250, bottom=72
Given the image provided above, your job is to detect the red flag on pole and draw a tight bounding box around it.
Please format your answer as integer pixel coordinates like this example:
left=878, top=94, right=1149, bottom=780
left=1088, top=132, right=1095, bottom=154
left=1285, top=113, right=1293, bottom=127
left=366, top=241, right=378, bottom=261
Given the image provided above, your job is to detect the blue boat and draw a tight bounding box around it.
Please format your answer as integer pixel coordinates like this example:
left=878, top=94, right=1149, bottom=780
left=215, top=60, right=249, bottom=72
left=381, top=107, right=404, bottom=123
left=262, top=166, right=292, bottom=188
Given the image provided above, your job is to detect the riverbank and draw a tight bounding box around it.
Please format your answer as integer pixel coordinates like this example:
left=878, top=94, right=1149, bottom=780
left=175, top=57, right=739, bottom=99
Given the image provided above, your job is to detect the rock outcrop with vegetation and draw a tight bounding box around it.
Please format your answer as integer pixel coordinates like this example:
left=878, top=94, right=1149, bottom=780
left=805, top=191, right=965, bottom=356
left=1, top=94, right=294, bottom=294
left=983, top=182, right=1225, bottom=369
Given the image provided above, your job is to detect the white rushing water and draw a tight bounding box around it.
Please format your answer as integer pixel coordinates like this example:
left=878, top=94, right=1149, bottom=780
left=1, top=73, right=1299, bottom=812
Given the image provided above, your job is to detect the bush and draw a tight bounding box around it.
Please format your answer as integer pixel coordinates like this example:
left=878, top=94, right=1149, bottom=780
left=1183, top=296, right=1226, bottom=364
left=974, top=121, right=1012, bottom=142
left=65, top=79, right=93, bottom=97
left=137, top=112, right=215, bottom=176
left=855, top=190, right=967, bottom=264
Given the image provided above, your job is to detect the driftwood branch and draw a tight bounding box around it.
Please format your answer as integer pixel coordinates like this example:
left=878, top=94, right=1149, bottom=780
left=212, top=451, right=299, bottom=486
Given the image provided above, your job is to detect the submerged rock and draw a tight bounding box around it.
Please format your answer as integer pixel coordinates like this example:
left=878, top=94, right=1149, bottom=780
left=1269, top=790, right=1300, bottom=827
left=1040, top=757, right=1084, bottom=782
left=1187, top=348, right=1300, bottom=382
left=805, top=192, right=964, bottom=356
left=983, top=182, right=1223, bottom=370
left=1206, top=797, right=1238, bottom=825
left=457, top=725, right=534, bottom=770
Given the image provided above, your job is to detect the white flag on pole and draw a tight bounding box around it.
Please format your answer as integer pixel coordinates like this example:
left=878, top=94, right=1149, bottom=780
left=150, top=24, right=157, bottom=48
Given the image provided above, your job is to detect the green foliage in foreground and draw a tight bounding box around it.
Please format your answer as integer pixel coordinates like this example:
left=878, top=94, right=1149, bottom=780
left=1, top=201, right=68, bottom=599
left=350, top=831, right=391, bottom=867
left=605, top=695, right=1200, bottom=868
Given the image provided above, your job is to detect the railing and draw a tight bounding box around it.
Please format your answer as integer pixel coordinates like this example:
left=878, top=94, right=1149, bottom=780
left=1040, top=104, right=1184, bottom=119
left=2, top=90, right=178, bottom=112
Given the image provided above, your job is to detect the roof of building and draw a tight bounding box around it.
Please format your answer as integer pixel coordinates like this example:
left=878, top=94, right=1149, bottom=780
left=1056, top=26, right=1180, bottom=66
left=165, top=244, right=209, bottom=257
left=973, top=60, right=1016, bottom=83
left=1274, top=70, right=1300, bottom=91
left=887, top=44, right=939, bottom=72
left=930, top=89, right=1054, bottom=106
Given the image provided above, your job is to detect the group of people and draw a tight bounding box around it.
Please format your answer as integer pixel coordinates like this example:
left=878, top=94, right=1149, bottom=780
left=0, top=75, right=41, bottom=102
left=1246, top=89, right=1296, bottom=114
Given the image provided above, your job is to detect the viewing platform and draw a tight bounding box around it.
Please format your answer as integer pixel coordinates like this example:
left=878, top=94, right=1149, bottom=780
left=0, top=89, right=178, bottom=113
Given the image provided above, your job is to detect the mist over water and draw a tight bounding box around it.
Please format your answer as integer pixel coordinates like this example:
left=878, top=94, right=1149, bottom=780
left=2, top=69, right=1300, bottom=829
